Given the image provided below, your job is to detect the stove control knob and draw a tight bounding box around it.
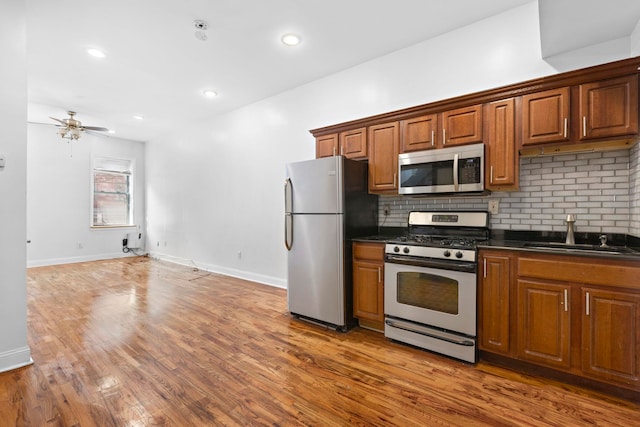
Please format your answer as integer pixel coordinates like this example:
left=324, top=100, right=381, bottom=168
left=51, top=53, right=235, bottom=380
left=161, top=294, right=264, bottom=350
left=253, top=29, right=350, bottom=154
left=455, top=251, right=463, bottom=259
left=393, top=246, right=400, bottom=253
left=403, top=247, right=410, bottom=254
left=443, top=250, right=451, bottom=257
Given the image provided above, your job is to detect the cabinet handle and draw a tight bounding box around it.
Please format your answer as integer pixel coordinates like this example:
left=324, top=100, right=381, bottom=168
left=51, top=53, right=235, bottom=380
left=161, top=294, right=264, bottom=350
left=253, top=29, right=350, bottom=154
left=378, top=267, right=382, bottom=283
left=563, top=117, right=568, bottom=138
left=582, top=116, right=587, bottom=137
left=442, top=128, right=446, bottom=145
left=333, top=146, right=336, bottom=156
left=340, top=145, right=343, bottom=155
left=483, top=259, right=487, bottom=278
left=490, top=166, right=494, bottom=184
left=585, top=292, right=590, bottom=316
left=431, top=130, right=435, bottom=147
left=564, top=288, right=568, bottom=312
left=393, top=173, right=397, bottom=187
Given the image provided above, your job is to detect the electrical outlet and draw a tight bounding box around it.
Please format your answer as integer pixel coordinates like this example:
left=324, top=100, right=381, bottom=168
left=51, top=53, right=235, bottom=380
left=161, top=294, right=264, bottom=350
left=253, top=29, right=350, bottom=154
left=237, top=251, right=242, bottom=260
left=488, top=199, right=500, bottom=215
left=383, top=204, right=390, bottom=216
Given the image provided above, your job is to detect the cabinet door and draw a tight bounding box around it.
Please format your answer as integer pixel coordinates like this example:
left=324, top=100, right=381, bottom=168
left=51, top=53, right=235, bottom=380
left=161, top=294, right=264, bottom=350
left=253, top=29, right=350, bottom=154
left=582, top=287, right=640, bottom=388
left=484, top=98, right=518, bottom=190
left=400, top=114, right=438, bottom=152
left=579, top=75, right=639, bottom=140
left=479, top=253, right=512, bottom=355
left=441, top=104, right=482, bottom=147
left=353, top=259, right=384, bottom=323
left=368, top=122, right=399, bottom=193
left=517, top=279, right=571, bottom=369
left=339, top=127, right=367, bottom=159
left=522, top=87, right=570, bottom=146
left=316, top=133, right=339, bottom=158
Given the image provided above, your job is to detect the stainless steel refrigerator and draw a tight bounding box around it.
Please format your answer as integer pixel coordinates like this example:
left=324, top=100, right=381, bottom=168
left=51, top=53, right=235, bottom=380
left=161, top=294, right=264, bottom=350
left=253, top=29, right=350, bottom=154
left=284, top=156, right=378, bottom=331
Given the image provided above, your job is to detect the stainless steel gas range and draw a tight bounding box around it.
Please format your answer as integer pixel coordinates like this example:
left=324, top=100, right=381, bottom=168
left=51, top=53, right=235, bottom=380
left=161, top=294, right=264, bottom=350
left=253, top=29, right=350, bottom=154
left=384, top=211, right=489, bottom=363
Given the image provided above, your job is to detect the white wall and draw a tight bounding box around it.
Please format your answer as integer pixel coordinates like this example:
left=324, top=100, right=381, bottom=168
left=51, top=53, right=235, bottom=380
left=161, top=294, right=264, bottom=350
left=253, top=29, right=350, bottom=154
left=26, top=123, right=145, bottom=266
left=0, top=0, right=31, bottom=372
left=145, top=2, right=635, bottom=288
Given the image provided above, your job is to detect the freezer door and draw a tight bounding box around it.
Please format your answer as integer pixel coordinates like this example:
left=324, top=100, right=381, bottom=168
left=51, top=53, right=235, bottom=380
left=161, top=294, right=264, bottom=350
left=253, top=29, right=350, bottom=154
left=287, top=214, right=344, bottom=326
left=285, top=157, right=342, bottom=214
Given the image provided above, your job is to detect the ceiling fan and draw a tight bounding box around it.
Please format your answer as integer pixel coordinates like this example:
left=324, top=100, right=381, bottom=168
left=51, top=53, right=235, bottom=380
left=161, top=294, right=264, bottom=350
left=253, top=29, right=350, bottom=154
left=49, top=111, right=109, bottom=140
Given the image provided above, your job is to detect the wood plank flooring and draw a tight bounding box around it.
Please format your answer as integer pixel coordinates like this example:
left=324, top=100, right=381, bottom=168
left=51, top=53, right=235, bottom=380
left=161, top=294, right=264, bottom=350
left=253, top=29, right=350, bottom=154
left=1, top=257, right=638, bottom=426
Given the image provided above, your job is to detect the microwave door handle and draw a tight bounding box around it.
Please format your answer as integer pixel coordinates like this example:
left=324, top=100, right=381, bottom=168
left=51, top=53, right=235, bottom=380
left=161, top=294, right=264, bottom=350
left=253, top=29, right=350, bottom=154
left=453, top=153, right=459, bottom=191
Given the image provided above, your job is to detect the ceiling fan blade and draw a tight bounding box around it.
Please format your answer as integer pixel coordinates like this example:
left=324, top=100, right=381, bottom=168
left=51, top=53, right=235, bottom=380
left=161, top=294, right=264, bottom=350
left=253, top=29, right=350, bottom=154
left=85, top=129, right=111, bottom=137
left=49, top=116, right=67, bottom=125
left=82, top=126, right=109, bottom=132
left=28, top=121, right=59, bottom=127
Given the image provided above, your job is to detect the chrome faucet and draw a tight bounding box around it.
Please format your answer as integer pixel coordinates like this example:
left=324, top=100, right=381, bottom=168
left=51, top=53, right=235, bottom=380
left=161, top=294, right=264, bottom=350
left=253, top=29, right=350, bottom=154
left=565, top=214, right=576, bottom=245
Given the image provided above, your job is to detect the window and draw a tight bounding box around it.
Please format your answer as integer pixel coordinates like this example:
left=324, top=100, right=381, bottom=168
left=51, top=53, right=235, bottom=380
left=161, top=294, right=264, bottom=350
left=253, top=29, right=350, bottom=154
left=92, top=157, right=134, bottom=227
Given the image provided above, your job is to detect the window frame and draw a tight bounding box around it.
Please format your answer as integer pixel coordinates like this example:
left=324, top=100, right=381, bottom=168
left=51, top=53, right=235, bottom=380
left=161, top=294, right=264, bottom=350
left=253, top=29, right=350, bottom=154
left=90, top=156, right=135, bottom=228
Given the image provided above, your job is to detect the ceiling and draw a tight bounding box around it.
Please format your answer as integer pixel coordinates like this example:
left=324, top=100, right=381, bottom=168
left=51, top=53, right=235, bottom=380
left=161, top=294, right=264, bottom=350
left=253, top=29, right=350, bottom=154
left=26, top=0, right=640, bottom=142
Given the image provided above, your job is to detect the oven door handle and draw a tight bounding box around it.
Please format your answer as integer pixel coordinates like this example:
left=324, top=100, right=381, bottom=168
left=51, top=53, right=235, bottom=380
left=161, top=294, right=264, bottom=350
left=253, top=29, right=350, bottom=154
left=385, top=318, right=475, bottom=346
left=385, top=255, right=476, bottom=273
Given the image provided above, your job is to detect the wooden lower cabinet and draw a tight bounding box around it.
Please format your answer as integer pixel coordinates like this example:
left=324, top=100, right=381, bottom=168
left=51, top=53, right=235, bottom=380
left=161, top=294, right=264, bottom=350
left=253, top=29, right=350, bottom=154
left=478, top=249, right=640, bottom=393
left=517, top=279, right=571, bottom=369
left=581, top=287, right=640, bottom=387
left=352, top=242, right=385, bottom=331
left=478, top=251, right=512, bottom=354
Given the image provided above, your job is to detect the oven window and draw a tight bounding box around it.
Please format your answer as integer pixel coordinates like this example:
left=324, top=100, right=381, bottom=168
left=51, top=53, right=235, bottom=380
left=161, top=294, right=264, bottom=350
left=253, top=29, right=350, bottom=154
left=397, top=272, right=458, bottom=314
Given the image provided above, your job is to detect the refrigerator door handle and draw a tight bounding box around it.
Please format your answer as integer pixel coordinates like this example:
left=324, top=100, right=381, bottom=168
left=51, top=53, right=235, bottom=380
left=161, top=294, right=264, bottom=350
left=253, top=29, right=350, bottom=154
left=284, top=178, right=293, bottom=213
left=285, top=213, right=293, bottom=250
left=284, top=178, right=293, bottom=250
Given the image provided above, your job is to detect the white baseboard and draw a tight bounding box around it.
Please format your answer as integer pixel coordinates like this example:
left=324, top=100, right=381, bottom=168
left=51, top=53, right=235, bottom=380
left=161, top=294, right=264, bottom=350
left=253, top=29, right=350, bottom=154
left=0, top=346, right=33, bottom=373
left=149, top=252, right=287, bottom=289
left=27, top=251, right=143, bottom=268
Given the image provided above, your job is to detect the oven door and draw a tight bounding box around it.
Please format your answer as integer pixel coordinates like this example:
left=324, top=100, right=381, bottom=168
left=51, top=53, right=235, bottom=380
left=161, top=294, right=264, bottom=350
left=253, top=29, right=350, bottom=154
left=384, top=261, right=476, bottom=337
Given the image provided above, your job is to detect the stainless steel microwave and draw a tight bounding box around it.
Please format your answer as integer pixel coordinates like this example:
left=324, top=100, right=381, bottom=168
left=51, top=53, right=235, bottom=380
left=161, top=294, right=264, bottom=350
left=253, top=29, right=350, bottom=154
left=398, top=143, right=485, bottom=195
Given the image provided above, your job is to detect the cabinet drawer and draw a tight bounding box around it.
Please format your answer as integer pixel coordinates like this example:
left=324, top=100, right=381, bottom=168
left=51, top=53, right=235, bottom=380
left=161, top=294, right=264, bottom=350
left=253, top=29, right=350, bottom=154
left=353, top=242, right=384, bottom=261
left=517, top=256, right=640, bottom=289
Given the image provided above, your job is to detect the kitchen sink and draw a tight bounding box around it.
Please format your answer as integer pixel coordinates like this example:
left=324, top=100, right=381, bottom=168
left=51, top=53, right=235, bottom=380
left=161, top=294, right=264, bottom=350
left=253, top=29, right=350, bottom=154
left=522, top=241, right=637, bottom=255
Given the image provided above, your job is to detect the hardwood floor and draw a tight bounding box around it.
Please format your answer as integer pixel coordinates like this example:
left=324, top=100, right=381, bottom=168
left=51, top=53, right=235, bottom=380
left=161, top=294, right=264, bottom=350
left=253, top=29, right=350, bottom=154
left=1, top=257, right=638, bottom=426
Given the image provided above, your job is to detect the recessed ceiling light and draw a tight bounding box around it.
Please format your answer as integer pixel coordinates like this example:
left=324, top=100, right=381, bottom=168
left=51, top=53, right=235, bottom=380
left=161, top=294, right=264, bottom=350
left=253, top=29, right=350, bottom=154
left=108, top=130, right=116, bottom=134
left=87, top=48, right=106, bottom=58
left=133, top=115, right=144, bottom=120
left=281, top=33, right=301, bottom=46
left=202, top=89, right=218, bottom=98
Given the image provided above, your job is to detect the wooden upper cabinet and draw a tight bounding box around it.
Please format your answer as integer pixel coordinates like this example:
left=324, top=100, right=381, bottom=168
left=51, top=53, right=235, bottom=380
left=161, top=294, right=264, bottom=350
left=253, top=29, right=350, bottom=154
left=315, top=129, right=367, bottom=159
left=441, top=104, right=482, bottom=147
left=579, top=75, right=639, bottom=141
left=339, top=127, right=367, bottom=159
left=484, top=98, right=518, bottom=190
left=315, top=133, right=339, bottom=158
left=522, top=87, right=570, bottom=146
left=368, top=122, right=399, bottom=193
left=400, top=114, right=438, bottom=152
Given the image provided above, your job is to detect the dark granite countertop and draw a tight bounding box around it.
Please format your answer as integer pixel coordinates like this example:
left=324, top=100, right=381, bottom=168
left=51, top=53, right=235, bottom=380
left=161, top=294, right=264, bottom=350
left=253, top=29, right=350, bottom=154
left=352, top=229, right=640, bottom=261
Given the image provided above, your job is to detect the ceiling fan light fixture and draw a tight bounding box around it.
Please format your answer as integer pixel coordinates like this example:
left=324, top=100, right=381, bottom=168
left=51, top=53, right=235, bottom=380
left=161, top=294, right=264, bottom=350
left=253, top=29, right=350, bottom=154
left=87, top=48, right=106, bottom=58
left=281, top=33, right=301, bottom=46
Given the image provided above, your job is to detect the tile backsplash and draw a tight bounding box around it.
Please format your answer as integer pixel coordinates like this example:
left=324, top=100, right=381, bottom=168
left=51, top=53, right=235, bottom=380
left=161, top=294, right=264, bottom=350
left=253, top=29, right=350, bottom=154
left=379, top=147, right=639, bottom=237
